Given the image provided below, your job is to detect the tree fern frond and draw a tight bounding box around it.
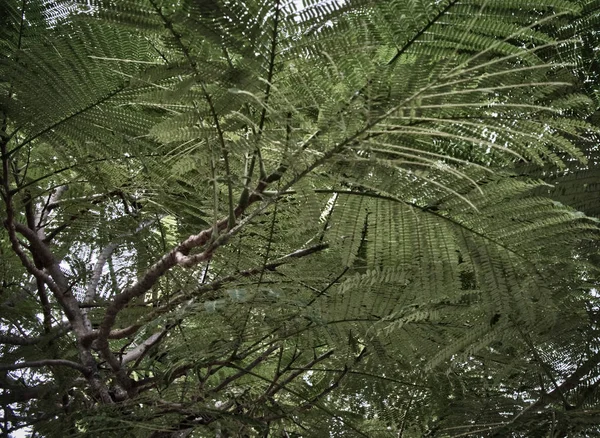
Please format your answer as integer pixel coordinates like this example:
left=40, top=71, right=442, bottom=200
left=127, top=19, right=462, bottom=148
left=2, top=1, right=600, bottom=436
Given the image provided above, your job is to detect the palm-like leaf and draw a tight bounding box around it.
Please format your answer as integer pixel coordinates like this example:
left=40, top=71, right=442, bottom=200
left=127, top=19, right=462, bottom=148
left=0, top=0, right=599, bottom=436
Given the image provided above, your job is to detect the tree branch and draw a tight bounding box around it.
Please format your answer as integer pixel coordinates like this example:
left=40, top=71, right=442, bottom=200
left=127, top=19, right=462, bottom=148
left=0, top=324, right=70, bottom=346
left=492, top=350, right=600, bottom=436
left=263, top=350, right=335, bottom=400
left=9, top=85, right=126, bottom=158
left=0, top=359, right=88, bottom=373
left=134, top=243, right=329, bottom=326
left=121, top=328, right=169, bottom=365
left=209, top=345, right=280, bottom=394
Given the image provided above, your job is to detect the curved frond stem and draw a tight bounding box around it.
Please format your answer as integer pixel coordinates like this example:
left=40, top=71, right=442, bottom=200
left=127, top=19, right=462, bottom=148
left=445, top=11, right=575, bottom=78
left=432, top=61, right=576, bottom=91
left=367, top=127, right=526, bottom=161
left=395, top=163, right=479, bottom=209
left=10, top=85, right=126, bottom=158
left=164, top=138, right=204, bottom=162
left=355, top=151, right=485, bottom=195
left=308, top=188, right=538, bottom=265
left=387, top=0, right=460, bottom=66
left=258, top=0, right=282, bottom=136
left=363, top=138, right=495, bottom=172
left=421, top=82, right=573, bottom=101
left=382, top=116, right=545, bottom=147
left=150, top=0, right=235, bottom=229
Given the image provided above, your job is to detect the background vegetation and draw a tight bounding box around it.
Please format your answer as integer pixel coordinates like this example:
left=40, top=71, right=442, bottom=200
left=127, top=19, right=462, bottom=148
left=1, top=0, right=600, bottom=436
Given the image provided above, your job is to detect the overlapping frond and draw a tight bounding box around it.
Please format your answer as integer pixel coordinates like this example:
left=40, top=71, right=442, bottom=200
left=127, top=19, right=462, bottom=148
left=1, top=0, right=599, bottom=436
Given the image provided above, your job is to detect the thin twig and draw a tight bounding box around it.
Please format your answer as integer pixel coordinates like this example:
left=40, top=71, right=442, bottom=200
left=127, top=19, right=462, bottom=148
left=0, top=360, right=88, bottom=373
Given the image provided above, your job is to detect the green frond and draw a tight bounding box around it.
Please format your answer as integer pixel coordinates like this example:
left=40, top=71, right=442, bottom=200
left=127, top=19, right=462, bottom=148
left=2, top=0, right=600, bottom=436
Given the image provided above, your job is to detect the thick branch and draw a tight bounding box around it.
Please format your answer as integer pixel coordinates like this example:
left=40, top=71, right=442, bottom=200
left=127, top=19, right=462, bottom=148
left=1, top=145, right=113, bottom=402
left=13, top=222, right=68, bottom=290
left=86, top=243, right=118, bottom=302
left=92, top=169, right=285, bottom=349
left=13, top=222, right=86, bottom=328
left=121, top=329, right=168, bottom=365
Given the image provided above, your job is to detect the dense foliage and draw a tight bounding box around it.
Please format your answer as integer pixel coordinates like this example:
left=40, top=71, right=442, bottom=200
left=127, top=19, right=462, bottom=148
left=1, top=0, right=600, bottom=436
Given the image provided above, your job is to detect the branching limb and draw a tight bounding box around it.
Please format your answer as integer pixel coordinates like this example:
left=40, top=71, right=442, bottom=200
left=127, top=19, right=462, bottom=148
left=43, top=192, right=112, bottom=243
left=491, top=350, right=600, bottom=436
left=209, top=345, right=280, bottom=394
left=2, top=148, right=116, bottom=402
left=263, top=350, right=335, bottom=400
left=35, top=185, right=68, bottom=236
left=1, top=143, right=90, bottom=343
left=121, top=328, right=169, bottom=365
left=85, top=243, right=118, bottom=304
left=12, top=223, right=68, bottom=290
left=518, top=328, right=571, bottom=409
left=297, top=366, right=348, bottom=410
left=138, top=243, right=329, bottom=325
left=11, top=222, right=89, bottom=330
left=2, top=143, right=59, bottom=293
